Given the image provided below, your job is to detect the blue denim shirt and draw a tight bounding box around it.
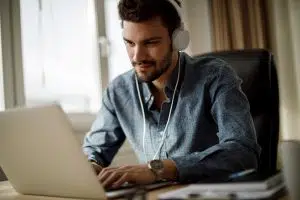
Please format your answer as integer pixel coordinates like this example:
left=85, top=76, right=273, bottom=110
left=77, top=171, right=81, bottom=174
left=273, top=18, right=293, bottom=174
left=83, top=52, right=261, bottom=182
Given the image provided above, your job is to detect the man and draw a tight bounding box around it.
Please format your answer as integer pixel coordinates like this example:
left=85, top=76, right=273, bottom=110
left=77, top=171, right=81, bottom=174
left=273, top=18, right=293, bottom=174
left=83, top=0, right=261, bottom=189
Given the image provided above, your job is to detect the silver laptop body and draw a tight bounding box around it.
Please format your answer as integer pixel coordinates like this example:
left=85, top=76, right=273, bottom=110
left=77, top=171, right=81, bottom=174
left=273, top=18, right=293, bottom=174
left=0, top=104, right=106, bottom=199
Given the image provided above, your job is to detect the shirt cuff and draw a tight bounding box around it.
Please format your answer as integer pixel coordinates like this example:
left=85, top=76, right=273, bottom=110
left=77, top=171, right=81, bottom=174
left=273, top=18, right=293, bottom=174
left=87, top=154, right=107, bottom=167
left=171, top=145, right=223, bottom=182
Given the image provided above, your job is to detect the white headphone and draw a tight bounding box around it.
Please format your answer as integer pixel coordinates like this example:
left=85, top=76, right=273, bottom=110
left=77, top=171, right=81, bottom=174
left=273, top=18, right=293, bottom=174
left=166, top=0, right=190, bottom=51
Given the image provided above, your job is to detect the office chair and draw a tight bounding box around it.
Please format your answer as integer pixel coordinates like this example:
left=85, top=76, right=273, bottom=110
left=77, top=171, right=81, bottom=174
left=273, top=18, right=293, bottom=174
left=198, top=49, right=279, bottom=174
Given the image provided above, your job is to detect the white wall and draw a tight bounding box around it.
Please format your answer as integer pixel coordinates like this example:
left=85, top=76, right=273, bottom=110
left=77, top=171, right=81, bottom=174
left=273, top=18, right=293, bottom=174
left=0, top=18, right=4, bottom=110
left=267, top=0, right=300, bottom=141
left=182, top=0, right=213, bottom=56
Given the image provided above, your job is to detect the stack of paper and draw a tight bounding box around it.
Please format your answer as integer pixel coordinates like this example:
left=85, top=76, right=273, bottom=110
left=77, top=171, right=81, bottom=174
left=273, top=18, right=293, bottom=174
left=159, top=172, right=285, bottom=200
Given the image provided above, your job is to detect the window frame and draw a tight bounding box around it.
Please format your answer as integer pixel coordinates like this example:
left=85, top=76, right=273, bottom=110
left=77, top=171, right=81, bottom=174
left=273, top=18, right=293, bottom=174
left=0, top=0, right=109, bottom=132
left=0, top=0, right=25, bottom=109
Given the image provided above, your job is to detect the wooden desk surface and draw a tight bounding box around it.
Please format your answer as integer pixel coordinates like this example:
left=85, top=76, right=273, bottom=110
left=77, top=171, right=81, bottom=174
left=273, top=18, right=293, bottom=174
left=0, top=181, right=289, bottom=200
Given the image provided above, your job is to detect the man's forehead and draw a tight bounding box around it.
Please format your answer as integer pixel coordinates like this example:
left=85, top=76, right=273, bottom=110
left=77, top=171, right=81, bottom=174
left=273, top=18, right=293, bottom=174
left=122, top=18, right=168, bottom=40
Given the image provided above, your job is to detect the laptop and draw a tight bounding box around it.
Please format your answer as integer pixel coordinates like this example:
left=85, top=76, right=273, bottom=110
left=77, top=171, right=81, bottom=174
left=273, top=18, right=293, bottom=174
left=0, top=104, right=172, bottom=199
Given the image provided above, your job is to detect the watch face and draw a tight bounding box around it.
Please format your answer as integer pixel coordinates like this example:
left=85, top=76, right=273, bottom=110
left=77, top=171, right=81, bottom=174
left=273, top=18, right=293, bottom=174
left=150, top=160, right=164, bottom=170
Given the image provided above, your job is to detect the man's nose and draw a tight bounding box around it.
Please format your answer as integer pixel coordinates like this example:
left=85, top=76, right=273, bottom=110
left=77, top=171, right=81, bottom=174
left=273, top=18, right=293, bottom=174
left=132, top=45, right=147, bottom=63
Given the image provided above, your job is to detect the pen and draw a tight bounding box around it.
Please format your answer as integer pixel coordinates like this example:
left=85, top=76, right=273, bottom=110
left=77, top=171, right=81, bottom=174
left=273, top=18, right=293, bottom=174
left=228, top=168, right=256, bottom=179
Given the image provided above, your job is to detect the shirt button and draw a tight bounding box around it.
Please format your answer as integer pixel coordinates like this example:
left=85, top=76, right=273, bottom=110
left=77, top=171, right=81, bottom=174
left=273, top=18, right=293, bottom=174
left=160, top=131, right=164, bottom=136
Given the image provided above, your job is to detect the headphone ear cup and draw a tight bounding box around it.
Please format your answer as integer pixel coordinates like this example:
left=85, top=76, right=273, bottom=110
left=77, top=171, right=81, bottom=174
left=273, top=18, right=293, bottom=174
left=172, top=28, right=190, bottom=51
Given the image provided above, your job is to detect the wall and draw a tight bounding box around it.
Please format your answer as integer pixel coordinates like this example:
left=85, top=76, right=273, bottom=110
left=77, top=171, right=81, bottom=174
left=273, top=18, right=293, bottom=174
left=0, top=18, right=4, bottom=110
left=267, top=0, right=300, bottom=141
left=182, top=0, right=213, bottom=56
left=0, top=168, right=6, bottom=182
left=0, top=20, right=5, bottom=181
left=0, top=0, right=8, bottom=182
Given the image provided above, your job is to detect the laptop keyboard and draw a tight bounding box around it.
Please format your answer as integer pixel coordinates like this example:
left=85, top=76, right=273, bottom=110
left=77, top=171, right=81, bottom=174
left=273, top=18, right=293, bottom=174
left=105, top=181, right=174, bottom=192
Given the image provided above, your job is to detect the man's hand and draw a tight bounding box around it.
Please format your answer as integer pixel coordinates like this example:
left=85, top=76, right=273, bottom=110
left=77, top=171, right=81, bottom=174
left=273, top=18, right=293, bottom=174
left=91, top=162, right=103, bottom=175
left=98, top=164, right=156, bottom=189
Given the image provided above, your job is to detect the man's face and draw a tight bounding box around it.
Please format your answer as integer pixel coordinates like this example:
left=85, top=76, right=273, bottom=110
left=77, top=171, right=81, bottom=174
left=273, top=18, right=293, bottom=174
left=122, top=17, right=173, bottom=82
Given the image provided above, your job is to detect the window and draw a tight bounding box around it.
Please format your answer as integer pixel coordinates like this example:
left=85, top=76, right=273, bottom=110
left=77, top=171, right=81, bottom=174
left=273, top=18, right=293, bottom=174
left=104, top=0, right=131, bottom=81
left=2, top=0, right=130, bottom=115
left=20, top=0, right=102, bottom=113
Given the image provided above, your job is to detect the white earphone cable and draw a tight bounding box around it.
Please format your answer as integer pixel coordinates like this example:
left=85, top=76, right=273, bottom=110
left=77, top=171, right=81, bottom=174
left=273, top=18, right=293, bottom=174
left=135, top=75, right=147, bottom=160
left=136, top=54, right=181, bottom=162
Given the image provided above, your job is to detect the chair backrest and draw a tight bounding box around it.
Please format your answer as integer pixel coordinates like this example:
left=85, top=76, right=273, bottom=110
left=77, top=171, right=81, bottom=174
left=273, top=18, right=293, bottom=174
left=197, top=49, right=279, bottom=174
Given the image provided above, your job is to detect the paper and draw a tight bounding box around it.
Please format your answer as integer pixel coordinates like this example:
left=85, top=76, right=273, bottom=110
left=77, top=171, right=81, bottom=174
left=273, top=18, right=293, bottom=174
left=158, top=183, right=285, bottom=200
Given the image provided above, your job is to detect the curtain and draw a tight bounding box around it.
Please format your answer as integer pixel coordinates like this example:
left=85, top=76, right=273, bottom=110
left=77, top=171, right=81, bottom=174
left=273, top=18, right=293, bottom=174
left=210, top=0, right=270, bottom=51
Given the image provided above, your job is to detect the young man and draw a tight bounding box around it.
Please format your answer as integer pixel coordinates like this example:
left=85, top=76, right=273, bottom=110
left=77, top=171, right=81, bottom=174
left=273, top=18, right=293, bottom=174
left=83, top=0, right=261, bottom=189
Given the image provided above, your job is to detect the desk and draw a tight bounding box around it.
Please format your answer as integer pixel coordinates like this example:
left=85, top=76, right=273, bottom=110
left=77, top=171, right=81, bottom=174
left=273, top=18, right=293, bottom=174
left=0, top=181, right=289, bottom=200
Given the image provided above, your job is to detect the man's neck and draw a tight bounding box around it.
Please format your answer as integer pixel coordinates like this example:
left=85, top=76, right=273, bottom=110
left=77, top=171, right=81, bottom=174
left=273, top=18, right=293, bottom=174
left=152, top=52, right=179, bottom=93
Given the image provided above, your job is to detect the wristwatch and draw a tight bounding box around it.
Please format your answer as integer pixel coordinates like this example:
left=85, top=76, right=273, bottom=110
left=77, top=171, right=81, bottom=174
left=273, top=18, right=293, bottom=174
left=148, top=159, right=165, bottom=181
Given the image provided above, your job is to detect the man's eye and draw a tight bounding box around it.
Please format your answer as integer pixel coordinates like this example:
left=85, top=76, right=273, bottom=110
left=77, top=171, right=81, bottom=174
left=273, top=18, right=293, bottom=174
left=146, top=41, right=159, bottom=45
left=125, top=41, right=134, bottom=46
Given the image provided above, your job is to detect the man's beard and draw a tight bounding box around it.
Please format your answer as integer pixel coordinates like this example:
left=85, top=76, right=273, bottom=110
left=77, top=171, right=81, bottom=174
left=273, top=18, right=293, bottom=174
left=133, top=50, right=173, bottom=83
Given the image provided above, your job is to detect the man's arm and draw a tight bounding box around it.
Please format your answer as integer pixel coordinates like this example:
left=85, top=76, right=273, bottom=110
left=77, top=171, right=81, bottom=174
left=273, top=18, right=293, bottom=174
left=97, top=160, right=178, bottom=189
left=171, top=64, right=261, bottom=182
left=83, top=88, right=126, bottom=168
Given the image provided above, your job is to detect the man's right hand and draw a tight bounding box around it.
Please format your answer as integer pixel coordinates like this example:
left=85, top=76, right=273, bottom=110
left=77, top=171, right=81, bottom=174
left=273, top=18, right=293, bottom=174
left=91, top=162, right=103, bottom=175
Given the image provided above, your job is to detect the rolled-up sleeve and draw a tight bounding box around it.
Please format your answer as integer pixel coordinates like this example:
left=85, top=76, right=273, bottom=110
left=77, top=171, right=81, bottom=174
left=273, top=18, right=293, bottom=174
left=172, top=64, right=261, bottom=182
left=82, top=88, right=126, bottom=167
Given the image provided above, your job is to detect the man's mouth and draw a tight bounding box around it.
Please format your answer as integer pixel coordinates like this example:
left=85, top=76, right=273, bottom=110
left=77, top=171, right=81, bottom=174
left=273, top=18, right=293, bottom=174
left=138, top=64, right=152, bottom=68
left=136, top=64, right=154, bottom=72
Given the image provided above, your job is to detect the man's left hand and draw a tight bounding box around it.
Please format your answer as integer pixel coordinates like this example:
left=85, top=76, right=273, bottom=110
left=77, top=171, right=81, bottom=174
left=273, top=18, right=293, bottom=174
left=98, top=164, right=156, bottom=189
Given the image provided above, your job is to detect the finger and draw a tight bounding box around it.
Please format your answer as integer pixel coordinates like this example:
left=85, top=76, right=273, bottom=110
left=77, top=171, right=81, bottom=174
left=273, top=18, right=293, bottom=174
left=118, top=165, right=131, bottom=170
left=99, top=167, right=118, bottom=178
left=101, top=166, right=119, bottom=173
left=102, top=171, right=123, bottom=189
left=98, top=170, right=112, bottom=183
left=99, top=165, right=130, bottom=180
left=91, top=163, right=102, bottom=175
left=98, top=166, right=131, bottom=186
left=111, top=173, right=131, bottom=189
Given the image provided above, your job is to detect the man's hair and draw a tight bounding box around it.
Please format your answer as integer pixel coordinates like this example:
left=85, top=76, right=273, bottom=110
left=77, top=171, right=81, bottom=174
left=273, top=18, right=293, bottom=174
left=118, top=0, right=182, bottom=36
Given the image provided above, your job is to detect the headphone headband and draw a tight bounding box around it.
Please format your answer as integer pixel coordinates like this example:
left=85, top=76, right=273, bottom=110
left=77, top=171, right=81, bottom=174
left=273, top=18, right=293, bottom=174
left=165, top=0, right=183, bottom=22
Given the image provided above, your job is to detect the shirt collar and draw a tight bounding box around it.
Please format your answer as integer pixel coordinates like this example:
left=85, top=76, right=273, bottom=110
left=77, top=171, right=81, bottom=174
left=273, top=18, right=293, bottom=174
left=139, top=52, right=186, bottom=105
left=165, top=52, right=185, bottom=93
